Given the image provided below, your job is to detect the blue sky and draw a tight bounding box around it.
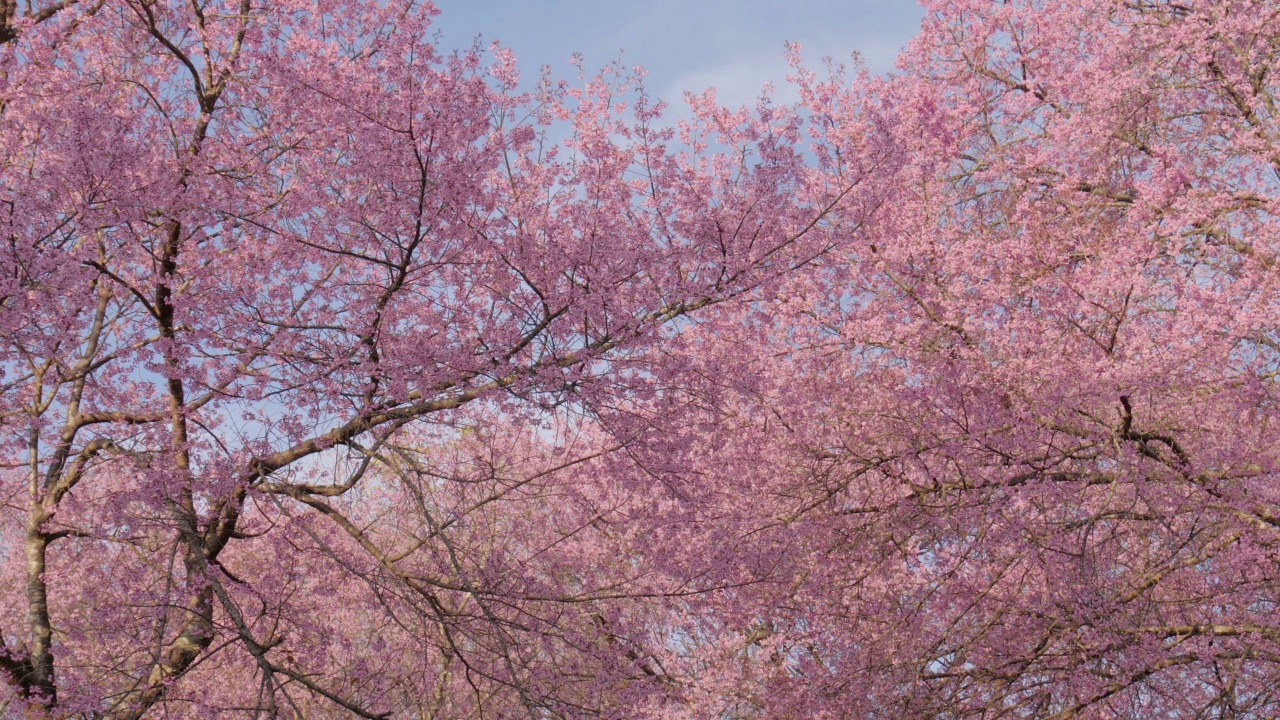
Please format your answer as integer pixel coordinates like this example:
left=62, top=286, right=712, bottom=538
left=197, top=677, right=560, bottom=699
left=430, top=1, right=925, bottom=107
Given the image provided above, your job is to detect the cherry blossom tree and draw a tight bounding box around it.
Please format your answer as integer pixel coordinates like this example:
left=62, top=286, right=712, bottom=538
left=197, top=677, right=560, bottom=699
left=629, top=1, right=1280, bottom=717
left=0, top=0, right=881, bottom=717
